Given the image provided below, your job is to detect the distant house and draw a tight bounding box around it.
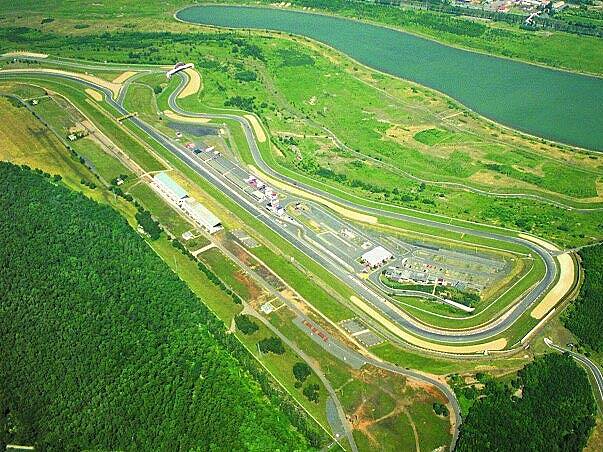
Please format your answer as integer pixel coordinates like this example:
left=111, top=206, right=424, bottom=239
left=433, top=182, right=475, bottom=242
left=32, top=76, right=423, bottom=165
left=552, top=1, right=567, bottom=11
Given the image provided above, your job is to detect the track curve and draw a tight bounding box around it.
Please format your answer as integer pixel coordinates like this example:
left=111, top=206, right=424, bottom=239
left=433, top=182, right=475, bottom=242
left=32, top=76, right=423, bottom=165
left=0, top=69, right=557, bottom=345
left=165, top=71, right=557, bottom=343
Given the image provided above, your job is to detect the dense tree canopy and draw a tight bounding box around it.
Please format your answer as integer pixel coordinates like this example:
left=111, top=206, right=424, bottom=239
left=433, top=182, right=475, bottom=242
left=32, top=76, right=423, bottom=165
left=293, top=362, right=312, bottom=383
left=0, top=162, right=317, bottom=450
left=564, top=245, right=603, bottom=351
left=456, top=353, right=596, bottom=452
left=235, top=314, right=259, bottom=335
left=259, top=337, right=286, bottom=355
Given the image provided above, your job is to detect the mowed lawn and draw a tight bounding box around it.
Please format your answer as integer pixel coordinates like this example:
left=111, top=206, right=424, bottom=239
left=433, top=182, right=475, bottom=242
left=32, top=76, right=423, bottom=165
left=124, top=83, right=158, bottom=120
left=71, top=136, right=133, bottom=181
left=0, top=97, right=90, bottom=187
left=128, top=182, right=191, bottom=237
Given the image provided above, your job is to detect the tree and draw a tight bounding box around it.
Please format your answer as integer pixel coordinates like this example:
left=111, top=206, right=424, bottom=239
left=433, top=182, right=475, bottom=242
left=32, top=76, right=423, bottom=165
left=564, top=244, right=603, bottom=350
left=135, top=209, right=161, bottom=240
left=432, top=402, right=449, bottom=417
left=292, top=362, right=312, bottom=383
left=258, top=337, right=285, bottom=355
left=0, top=162, right=317, bottom=450
left=303, top=384, right=320, bottom=403
left=456, top=353, right=596, bottom=451
left=234, top=315, right=259, bottom=335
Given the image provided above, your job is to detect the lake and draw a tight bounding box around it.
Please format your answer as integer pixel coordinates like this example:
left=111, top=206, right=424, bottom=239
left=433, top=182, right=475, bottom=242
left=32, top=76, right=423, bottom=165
left=177, top=5, right=603, bottom=152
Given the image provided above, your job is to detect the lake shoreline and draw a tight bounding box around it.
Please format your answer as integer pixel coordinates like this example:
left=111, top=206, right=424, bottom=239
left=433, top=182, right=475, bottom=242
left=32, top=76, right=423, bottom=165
left=175, top=4, right=603, bottom=152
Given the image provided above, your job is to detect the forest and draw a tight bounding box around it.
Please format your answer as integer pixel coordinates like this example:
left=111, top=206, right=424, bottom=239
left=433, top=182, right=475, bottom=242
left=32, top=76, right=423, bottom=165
left=455, top=353, right=596, bottom=451
left=0, top=162, right=320, bottom=450
left=564, top=245, right=603, bottom=351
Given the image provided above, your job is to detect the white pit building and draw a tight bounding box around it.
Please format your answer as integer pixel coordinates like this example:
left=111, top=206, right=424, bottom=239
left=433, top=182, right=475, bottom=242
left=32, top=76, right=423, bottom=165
left=152, top=172, right=222, bottom=234
left=181, top=198, right=223, bottom=234
left=361, top=246, right=394, bottom=269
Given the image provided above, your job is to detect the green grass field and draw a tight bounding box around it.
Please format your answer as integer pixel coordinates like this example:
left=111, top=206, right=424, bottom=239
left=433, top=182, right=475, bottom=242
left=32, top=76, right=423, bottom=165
left=199, top=247, right=254, bottom=301
left=9, top=70, right=560, bottom=346
left=124, top=82, right=158, bottom=119
left=371, top=342, right=531, bottom=375
left=71, top=137, right=132, bottom=180
left=128, top=183, right=191, bottom=237
left=2, top=10, right=600, bottom=246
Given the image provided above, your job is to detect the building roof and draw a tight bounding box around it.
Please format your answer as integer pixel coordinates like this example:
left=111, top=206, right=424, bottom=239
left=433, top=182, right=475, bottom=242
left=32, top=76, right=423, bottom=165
left=361, top=246, right=393, bottom=267
left=154, top=172, right=188, bottom=200
left=183, top=198, right=221, bottom=227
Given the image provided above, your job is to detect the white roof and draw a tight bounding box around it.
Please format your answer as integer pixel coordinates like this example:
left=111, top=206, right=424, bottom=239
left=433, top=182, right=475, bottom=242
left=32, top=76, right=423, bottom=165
left=183, top=198, right=221, bottom=227
left=362, top=246, right=393, bottom=267
left=154, top=172, right=188, bottom=200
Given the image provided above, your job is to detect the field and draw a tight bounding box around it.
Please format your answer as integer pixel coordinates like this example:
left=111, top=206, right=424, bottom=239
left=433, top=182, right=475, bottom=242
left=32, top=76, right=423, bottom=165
left=0, top=96, right=81, bottom=180
left=0, top=92, right=131, bottom=212
left=8, top=67, right=556, bottom=342
left=0, top=60, right=564, bottom=353
left=1, top=0, right=602, bottom=75
left=2, top=1, right=601, bottom=450
left=0, top=77, right=464, bottom=451
left=0, top=14, right=600, bottom=247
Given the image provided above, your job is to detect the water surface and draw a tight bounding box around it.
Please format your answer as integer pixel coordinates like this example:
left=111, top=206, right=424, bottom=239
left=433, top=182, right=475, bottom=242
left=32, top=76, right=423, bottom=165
left=177, top=5, right=603, bottom=151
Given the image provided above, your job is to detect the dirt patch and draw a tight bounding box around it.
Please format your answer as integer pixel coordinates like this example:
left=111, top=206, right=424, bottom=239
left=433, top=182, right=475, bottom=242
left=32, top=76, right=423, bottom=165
left=518, top=233, right=559, bottom=252
left=531, top=252, right=575, bottom=319
left=351, top=399, right=380, bottom=448
left=163, top=110, right=211, bottom=124
left=468, top=170, right=530, bottom=189
left=0, top=68, right=121, bottom=98
left=111, top=70, right=137, bottom=84
left=233, top=270, right=262, bottom=302
left=346, top=366, right=430, bottom=451
left=177, top=67, right=202, bottom=99
left=85, top=88, right=103, bottom=101
left=3, top=51, right=48, bottom=58
left=384, top=125, right=413, bottom=143
left=279, top=288, right=299, bottom=303
left=244, top=114, right=267, bottom=143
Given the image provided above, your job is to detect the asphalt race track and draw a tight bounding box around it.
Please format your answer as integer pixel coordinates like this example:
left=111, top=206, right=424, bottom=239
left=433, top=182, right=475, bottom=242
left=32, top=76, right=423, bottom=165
left=0, top=69, right=558, bottom=347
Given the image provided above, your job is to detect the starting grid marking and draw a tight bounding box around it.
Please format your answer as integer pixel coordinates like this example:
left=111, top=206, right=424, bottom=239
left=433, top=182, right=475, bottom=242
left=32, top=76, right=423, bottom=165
left=340, top=318, right=385, bottom=348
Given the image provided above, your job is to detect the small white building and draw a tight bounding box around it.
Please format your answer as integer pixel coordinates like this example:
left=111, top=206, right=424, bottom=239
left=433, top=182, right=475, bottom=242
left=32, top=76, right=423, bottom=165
left=181, top=198, right=222, bottom=234
left=552, top=1, right=566, bottom=11
left=361, top=246, right=394, bottom=269
left=153, top=172, right=188, bottom=205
